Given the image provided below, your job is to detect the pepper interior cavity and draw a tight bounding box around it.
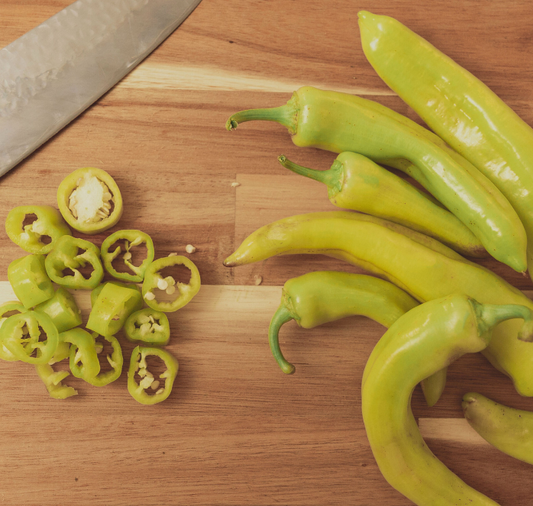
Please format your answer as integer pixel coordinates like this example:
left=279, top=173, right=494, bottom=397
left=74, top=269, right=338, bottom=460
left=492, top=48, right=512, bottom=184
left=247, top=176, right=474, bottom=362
left=68, top=173, right=114, bottom=224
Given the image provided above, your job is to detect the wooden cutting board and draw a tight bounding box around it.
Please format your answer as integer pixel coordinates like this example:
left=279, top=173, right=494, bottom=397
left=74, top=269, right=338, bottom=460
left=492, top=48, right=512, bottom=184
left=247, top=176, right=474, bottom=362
left=1, top=1, right=533, bottom=505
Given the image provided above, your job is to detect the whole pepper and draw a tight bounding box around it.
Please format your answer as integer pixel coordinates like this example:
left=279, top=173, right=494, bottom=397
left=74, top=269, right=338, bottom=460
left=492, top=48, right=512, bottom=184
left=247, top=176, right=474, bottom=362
left=358, top=11, right=533, bottom=282
left=278, top=153, right=486, bottom=258
left=226, top=86, right=528, bottom=273
left=223, top=211, right=533, bottom=397
left=362, top=293, right=533, bottom=506
left=462, top=392, right=533, bottom=466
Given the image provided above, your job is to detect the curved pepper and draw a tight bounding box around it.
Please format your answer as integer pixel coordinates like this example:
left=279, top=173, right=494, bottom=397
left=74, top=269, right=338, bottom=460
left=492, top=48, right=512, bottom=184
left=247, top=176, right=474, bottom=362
left=278, top=153, right=486, bottom=258
left=0, top=301, right=27, bottom=361
left=124, top=308, right=170, bottom=346
left=142, top=255, right=201, bottom=313
left=462, top=392, right=533, bottom=466
left=45, top=235, right=104, bottom=290
left=223, top=211, right=533, bottom=397
left=8, top=254, right=55, bottom=308
left=101, top=229, right=155, bottom=282
left=357, top=11, right=533, bottom=282
left=35, top=364, right=78, bottom=400
left=86, top=332, right=123, bottom=387
left=87, top=282, right=143, bottom=336
left=61, top=328, right=101, bottom=381
left=226, top=86, right=527, bottom=273
left=57, top=167, right=123, bottom=235
left=127, top=346, right=179, bottom=405
left=362, top=294, right=533, bottom=505
left=35, top=287, right=82, bottom=333
left=90, top=281, right=141, bottom=307
left=5, top=205, right=71, bottom=255
left=0, top=311, right=59, bottom=365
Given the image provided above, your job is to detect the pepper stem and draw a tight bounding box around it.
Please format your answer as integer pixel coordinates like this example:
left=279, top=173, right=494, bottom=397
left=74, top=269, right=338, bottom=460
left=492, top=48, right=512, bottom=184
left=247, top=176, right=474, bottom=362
left=225, top=104, right=297, bottom=133
left=278, top=156, right=344, bottom=194
left=472, top=300, right=533, bottom=342
left=268, top=304, right=297, bottom=375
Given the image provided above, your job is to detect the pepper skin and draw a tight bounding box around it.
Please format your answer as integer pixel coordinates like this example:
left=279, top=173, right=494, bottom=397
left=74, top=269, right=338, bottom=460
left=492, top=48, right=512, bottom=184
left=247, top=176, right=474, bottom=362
left=0, top=301, right=27, bottom=361
left=101, top=229, right=155, bottom=283
left=142, top=255, right=201, bottom=313
left=127, top=346, right=179, bottom=405
left=223, top=211, right=533, bottom=397
left=35, top=363, right=78, bottom=400
left=57, top=167, right=123, bottom=235
left=8, top=254, right=55, bottom=308
left=86, top=332, right=123, bottom=387
left=124, top=308, right=170, bottom=346
left=462, top=392, right=533, bottom=466
left=45, top=235, right=104, bottom=290
left=34, top=287, right=82, bottom=333
left=278, top=153, right=486, bottom=258
left=358, top=11, right=533, bottom=282
left=5, top=205, right=71, bottom=255
left=61, top=328, right=101, bottom=381
left=363, top=294, right=533, bottom=505
left=226, top=86, right=527, bottom=273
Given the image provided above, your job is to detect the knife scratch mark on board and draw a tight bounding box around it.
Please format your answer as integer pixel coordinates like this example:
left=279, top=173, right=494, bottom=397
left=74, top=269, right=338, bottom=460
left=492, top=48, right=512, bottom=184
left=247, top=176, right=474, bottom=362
left=117, top=62, right=397, bottom=96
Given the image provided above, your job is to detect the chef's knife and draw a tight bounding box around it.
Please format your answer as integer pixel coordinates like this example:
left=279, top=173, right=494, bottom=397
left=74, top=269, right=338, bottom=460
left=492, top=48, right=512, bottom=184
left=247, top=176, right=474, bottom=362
left=0, top=0, right=202, bottom=178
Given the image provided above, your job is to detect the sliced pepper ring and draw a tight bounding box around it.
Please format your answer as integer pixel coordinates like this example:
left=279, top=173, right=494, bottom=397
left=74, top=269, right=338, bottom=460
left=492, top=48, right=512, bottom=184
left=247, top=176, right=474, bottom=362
left=5, top=205, right=71, bottom=255
left=127, top=346, right=179, bottom=405
left=142, top=255, right=201, bottom=313
left=8, top=254, right=55, bottom=309
left=45, top=235, right=104, bottom=290
left=101, top=229, right=155, bottom=282
left=61, top=327, right=101, bottom=381
left=86, top=332, right=123, bottom=387
left=0, top=311, right=59, bottom=365
left=0, top=301, right=27, bottom=361
left=57, top=167, right=123, bottom=235
left=35, top=363, right=78, bottom=400
left=124, top=308, right=170, bottom=346
left=35, top=287, right=82, bottom=333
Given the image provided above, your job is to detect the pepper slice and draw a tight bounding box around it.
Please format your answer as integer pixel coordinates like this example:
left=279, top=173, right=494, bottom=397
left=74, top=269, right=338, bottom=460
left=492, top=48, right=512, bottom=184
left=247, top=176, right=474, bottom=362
left=57, top=167, right=123, bottom=235
left=61, top=328, right=101, bottom=381
left=127, top=346, right=179, bottom=405
left=86, top=332, right=123, bottom=387
left=0, top=301, right=27, bottom=361
left=8, top=254, right=55, bottom=308
left=124, top=308, right=170, bottom=346
left=35, top=364, right=78, bottom=400
left=90, top=281, right=141, bottom=307
left=35, top=287, right=82, bottom=333
left=45, top=235, right=104, bottom=290
left=142, top=255, right=201, bottom=313
left=101, top=229, right=155, bottom=282
left=87, top=282, right=143, bottom=336
left=5, top=205, right=71, bottom=255
left=0, top=311, right=59, bottom=365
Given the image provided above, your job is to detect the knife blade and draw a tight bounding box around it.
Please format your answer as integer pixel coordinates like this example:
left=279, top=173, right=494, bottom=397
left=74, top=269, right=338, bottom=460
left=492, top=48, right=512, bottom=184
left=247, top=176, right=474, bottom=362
left=0, top=0, right=202, bottom=178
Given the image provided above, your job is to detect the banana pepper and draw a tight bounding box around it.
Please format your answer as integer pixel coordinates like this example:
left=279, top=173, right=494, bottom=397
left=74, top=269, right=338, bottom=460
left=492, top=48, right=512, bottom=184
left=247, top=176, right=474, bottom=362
left=226, top=86, right=527, bottom=272
left=124, top=308, right=170, bottom=346
left=8, top=254, right=55, bottom=308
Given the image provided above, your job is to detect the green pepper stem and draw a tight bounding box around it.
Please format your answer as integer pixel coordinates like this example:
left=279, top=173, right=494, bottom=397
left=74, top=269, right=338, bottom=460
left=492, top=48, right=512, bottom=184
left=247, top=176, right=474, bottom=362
left=278, top=156, right=344, bottom=194
left=473, top=301, right=533, bottom=342
left=225, top=104, right=297, bottom=133
left=268, top=304, right=297, bottom=375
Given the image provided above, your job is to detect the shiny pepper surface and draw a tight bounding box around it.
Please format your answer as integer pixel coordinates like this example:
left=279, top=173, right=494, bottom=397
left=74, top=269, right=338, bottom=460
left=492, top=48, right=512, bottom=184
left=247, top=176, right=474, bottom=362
left=226, top=86, right=527, bottom=273
left=358, top=11, right=533, bottom=282
left=8, top=254, right=54, bottom=308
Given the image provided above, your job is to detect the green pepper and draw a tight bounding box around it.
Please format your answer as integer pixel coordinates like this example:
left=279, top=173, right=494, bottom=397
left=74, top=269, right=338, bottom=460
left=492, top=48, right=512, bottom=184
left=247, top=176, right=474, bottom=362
left=0, top=301, right=27, bottom=361
left=35, top=287, right=82, bottom=333
left=278, top=153, right=486, bottom=259
left=0, top=311, right=59, bottom=365
left=124, top=308, right=170, bottom=346
left=142, top=255, right=201, bottom=313
left=5, top=205, right=71, bottom=255
left=8, top=254, right=55, bottom=308
left=127, top=346, right=179, bottom=405
left=357, top=11, right=533, bottom=282
left=86, top=282, right=143, bottom=336
left=226, top=86, right=527, bottom=273
left=45, top=235, right=104, bottom=290
left=101, top=229, right=155, bottom=282
left=90, top=281, right=141, bottom=307
left=362, top=294, right=533, bottom=506
left=86, top=332, right=123, bottom=387
left=61, top=328, right=101, bottom=381
left=35, top=363, right=78, bottom=400
left=57, top=167, right=123, bottom=235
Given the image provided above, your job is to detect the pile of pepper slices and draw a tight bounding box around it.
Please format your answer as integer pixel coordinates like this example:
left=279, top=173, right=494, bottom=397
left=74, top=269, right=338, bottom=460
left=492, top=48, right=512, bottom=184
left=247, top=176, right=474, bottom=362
left=0, top=167, right=200, bottom=405
left=223, top=11, right=533, bottom=506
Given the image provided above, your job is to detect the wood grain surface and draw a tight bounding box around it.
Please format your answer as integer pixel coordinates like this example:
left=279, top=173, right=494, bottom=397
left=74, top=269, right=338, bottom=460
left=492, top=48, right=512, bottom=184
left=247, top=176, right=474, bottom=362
left=1, top=1, right=533, bottom=505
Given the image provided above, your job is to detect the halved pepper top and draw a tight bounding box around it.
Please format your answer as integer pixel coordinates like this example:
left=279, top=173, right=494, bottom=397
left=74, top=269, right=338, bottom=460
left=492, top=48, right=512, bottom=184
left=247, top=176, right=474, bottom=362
left=57, top=167, right=123, bottom=235
left=5, top=205, right=71, bottom=255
